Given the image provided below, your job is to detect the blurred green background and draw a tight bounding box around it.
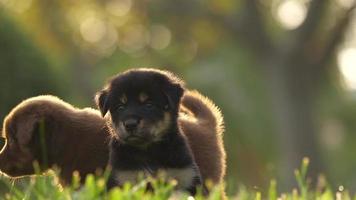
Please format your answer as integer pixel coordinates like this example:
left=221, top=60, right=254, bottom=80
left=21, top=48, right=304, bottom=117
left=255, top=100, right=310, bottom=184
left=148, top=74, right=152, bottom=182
left=1, top=0, right=356, bottom=194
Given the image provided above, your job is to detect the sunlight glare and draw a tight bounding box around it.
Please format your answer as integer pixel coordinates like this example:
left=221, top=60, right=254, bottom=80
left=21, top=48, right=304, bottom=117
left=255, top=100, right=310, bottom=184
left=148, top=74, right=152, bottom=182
left=119, top=24, right=149, bottom=53
left=149, top=25, right=172, bottom=50
left=80, top=17, right=106, bottom=43
left=337, top=48, right=356, bottom=90
left=0, top=0, right=32, bottom=13
left=276, top=0, right=307, bottom=30
left=94, top=23, right=118, bottom=56
left=336, top=0, right=355, bottom=8
left=106, top=0, right=132, bottom=17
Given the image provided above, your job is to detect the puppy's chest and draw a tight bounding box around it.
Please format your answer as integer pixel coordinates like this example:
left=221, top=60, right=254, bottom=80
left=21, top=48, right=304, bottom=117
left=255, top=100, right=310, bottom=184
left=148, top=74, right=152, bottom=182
left=111, top=142, right=197, bottom=189
left=114, top=165, right=196, bottom=189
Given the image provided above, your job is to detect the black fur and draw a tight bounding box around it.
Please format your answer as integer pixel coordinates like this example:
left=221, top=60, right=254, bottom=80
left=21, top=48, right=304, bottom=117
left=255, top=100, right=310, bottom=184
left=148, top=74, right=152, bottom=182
left=95, top=90, right=109, bottom=117
left=96, top=69, right=184, bottom=116
left=96, top=68, right=202, bottom=195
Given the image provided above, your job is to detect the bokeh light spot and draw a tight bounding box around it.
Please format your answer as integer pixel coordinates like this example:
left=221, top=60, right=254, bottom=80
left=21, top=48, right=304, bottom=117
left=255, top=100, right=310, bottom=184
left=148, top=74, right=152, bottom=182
left=276, top=0, right=307, bottom=30
left=0, top=0, right=32, bottom=13
left=336, top=0, right=355, bottom=8
left=119, top=24, right=149, bottom=53
left=338, top=48, right=356, bottom=90
left=80, top=17, right=106, bottom=43
left=106, top=0, right=132, bottom=17
left=95, top=23, right=118, bottom=56
left=149, top=25, right=172, bottom=50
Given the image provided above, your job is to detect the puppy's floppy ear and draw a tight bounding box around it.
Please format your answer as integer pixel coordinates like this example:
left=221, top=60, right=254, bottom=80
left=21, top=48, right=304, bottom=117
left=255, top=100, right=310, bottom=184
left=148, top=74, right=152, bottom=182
left=10, top=117, right=37, bottom=145
left=95, top=89, right=110, bottom=117
left=163, top=83, right=184, bottom=110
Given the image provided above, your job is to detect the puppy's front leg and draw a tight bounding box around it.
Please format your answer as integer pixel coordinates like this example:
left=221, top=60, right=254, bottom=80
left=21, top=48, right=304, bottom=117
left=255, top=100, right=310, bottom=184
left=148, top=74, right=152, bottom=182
left=185, top=165, right=207, bottom=196
left=107, top=169, right=142, bottom=190
left=107, top=173, right=120, bottom=190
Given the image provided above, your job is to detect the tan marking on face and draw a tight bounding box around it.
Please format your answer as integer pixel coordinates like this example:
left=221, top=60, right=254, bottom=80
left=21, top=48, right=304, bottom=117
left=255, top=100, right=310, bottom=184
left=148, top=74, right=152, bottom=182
left=139, top=92, right=148, bottom=103
left=120, top=94, right=127, bottom=104
left=151, top=112, right=171, bottom=139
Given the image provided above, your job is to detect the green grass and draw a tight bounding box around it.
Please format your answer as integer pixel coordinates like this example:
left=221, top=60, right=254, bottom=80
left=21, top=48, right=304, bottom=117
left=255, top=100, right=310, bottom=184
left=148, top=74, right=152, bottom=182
left=0, top=158, right=355, bottom=200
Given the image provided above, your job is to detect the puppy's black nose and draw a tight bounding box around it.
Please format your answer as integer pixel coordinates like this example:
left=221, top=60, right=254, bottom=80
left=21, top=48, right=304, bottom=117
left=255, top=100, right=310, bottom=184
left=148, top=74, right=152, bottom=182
left=124, top=118, right=140, bottom=131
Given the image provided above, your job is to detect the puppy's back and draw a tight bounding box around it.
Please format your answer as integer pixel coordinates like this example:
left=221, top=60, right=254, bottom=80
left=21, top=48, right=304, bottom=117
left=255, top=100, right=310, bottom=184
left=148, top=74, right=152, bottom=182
left=3, top=95, right=105, bottom=142
left=181, top=90, right=224, bottom=134
left=179, top=91, right=226, bottom=184
left=1, top=95, right=109, bottom=183
left=3, top=95, right=74, bottom=143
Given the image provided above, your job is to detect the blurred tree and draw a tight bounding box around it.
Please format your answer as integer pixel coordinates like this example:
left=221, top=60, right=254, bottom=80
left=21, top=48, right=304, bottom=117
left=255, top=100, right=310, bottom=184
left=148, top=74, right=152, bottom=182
left=185, top=0, right=356, bottom=188
left=225, top=0, right=356, bottom=188
left=0, top=11, right=62, bottom=120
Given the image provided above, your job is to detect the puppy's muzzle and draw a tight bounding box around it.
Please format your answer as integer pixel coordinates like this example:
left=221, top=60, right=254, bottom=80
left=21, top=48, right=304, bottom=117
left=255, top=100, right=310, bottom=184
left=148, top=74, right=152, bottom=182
left=123, top=118, right=140, bottom=132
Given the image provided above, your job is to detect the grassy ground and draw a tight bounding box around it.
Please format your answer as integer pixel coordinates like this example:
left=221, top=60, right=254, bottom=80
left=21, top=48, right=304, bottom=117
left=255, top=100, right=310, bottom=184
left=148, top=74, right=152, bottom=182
left=0, top=158, right=354, bottom=200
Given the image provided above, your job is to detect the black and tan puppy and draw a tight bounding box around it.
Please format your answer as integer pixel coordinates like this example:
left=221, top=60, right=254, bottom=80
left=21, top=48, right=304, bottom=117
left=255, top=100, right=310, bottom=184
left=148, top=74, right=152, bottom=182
left=96, top=68, right=203, bottom=194
left=0, top=95, right=109, bottom=184
left=0, top=89, right=225, bottom=188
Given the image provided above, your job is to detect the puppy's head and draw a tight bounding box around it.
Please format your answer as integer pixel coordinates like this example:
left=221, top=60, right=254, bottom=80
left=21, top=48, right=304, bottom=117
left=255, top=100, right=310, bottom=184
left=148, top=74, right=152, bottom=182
left=0, top=117, right=37, bottom=177
left=95, top=68, right=184, bottom=146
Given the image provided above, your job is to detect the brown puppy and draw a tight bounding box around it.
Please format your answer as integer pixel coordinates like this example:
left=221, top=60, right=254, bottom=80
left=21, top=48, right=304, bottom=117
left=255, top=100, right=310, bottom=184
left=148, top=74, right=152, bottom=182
left=0, top=95, right=109, bottom=184
left=0, top=91, right=225, bottom=186
left=179, top=90, right=225, bottom=184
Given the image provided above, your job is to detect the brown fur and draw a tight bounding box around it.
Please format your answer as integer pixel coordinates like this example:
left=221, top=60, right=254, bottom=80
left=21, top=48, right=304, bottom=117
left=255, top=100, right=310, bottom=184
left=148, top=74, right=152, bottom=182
left=0, top=91, right=225, bottom=186
left=0, top=95, right=109, bottom=184
left=179, top=90, right=226, bottom=184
